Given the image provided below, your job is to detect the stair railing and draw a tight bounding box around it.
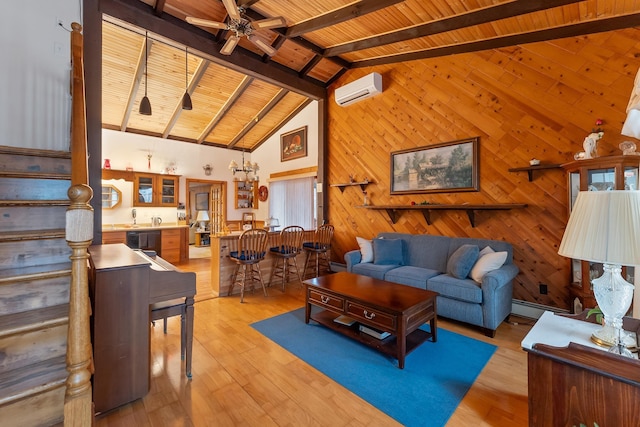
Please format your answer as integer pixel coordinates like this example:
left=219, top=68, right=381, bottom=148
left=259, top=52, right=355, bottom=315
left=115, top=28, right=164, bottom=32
left=64, top=22, right=94, bottom=426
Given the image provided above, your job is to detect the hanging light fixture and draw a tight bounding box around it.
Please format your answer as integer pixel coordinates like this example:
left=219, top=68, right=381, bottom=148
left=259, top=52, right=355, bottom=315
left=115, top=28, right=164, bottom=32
left=182, top=46, right=193, bottom=110
left=228, top=149, right=259, bottom=182
left=139, top=31, right=152, bottom=116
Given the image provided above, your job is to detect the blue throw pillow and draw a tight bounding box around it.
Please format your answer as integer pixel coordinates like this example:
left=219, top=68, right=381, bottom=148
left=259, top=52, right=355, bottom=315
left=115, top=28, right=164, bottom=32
left=446, top=244, right=479, bottom=279
left=373, top=238, right=404, bottom=265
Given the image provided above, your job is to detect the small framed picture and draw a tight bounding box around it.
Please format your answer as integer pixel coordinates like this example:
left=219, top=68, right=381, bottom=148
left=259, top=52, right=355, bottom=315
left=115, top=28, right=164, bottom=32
left=281, top=126, right=308, bottom=162
left=195, top=192, right=209, bottom=210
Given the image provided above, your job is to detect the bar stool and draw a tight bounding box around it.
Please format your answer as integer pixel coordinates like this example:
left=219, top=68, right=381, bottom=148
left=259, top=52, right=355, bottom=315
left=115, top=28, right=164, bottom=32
left=302, top=224, right=334, bottom=279
left=268, top=225, right=304, bottom=291
left=228, top=228, right=269, bottom=302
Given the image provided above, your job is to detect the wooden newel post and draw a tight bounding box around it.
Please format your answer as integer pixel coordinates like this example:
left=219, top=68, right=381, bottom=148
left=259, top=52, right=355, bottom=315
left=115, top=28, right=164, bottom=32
left=64, top=184, right=94, bottom=425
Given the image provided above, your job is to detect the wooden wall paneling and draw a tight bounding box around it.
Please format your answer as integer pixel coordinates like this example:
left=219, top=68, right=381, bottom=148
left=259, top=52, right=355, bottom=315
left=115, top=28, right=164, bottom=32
left=326, top=29, right=640, bottom=311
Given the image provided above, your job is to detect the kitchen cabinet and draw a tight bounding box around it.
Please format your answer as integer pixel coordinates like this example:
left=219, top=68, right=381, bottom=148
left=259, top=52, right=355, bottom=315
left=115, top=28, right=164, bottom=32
left=102, top=230, right=126, bottom=244
left=562, top=156, right=640, bottom=309
left=133, top=173, right=179, bottom=207
left=233, top=180, right=258, bottom=209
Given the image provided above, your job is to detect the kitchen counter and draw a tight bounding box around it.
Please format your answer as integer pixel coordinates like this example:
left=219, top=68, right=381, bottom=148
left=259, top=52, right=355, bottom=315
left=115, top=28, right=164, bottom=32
left=102, top=223, right=188, bottom=232
left=101, top=224, right=189, bottom=263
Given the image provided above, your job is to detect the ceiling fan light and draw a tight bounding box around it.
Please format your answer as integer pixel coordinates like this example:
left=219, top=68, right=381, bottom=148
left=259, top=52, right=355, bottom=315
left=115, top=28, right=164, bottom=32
left=182, top=92, right=193, bottom=110
left=139, top=95, right=152, bottom=115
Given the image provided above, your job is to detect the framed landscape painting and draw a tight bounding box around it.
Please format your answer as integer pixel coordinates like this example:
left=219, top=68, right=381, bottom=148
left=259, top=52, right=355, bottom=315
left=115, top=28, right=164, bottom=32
left=390, top=137, right=479, bottom=195
left=281, top=126, right=308, bottom=162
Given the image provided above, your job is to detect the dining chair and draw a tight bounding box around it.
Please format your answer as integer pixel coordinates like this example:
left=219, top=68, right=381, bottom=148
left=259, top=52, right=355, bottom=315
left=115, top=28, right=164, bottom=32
left=302, top=224, right=334, bottom=279
left=268, top=225, right=304, bottom=291
left=228, top=228, right=269, bottom=302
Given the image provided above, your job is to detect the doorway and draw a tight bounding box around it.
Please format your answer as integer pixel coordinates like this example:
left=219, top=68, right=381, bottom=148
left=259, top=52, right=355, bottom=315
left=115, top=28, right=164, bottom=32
left=185, top=178, right=227, bottom=259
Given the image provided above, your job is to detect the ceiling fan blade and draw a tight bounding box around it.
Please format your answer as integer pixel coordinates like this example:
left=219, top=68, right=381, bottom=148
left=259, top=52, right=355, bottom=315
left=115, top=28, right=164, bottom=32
left=220, top=35, right=240, bottom=55
left=222, top=0, right=242, bottom=21
left=186, top=16, right=228, bottom=30
left=251, top=16, right=286, bottom=30
left=247, top=35, right=277, bottom=56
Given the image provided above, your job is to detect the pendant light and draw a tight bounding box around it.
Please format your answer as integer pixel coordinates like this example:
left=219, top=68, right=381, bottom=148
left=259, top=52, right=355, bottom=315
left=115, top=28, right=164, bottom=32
left=182, top=46, right=193, bottom=110
left=139, top=31, right=152, bottom=116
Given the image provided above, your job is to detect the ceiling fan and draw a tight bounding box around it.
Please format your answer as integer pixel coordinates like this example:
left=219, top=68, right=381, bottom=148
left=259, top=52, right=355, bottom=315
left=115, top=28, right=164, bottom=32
left=186, top=0, right=286, bottom=56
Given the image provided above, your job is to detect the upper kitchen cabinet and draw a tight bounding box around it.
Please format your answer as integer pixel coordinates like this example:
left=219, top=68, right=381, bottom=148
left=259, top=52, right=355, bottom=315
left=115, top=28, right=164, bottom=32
left=133, top=173, right=179, bottom=207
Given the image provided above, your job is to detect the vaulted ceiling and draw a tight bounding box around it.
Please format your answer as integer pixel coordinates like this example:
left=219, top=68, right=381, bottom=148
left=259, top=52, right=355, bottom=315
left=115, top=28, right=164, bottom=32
left=100, top=0, right=640, bottom=152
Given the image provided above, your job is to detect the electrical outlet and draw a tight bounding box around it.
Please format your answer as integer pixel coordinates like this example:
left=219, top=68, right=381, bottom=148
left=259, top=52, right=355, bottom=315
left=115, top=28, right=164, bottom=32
left=539, top=283, right=548, bottom=295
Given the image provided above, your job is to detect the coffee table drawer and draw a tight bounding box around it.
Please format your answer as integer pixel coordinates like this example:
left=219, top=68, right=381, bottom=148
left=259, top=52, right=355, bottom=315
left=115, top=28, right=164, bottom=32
left=347, top=302, right=395, bottom=330
left=308, top=289, right=344, bottom=311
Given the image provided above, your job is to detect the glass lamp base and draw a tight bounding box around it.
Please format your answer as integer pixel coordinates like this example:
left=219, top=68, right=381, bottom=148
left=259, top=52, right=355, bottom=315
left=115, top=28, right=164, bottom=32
left=608, top=343, right=634, bottom=358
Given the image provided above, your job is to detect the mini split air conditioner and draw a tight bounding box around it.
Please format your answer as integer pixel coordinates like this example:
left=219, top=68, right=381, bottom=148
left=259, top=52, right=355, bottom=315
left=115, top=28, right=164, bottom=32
left=334, top=72, right=383, bottom=106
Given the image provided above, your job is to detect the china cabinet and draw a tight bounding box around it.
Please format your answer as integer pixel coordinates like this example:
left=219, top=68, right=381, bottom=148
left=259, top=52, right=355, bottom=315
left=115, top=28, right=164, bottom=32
left=562, top=156, right=640, bottom=309
left=233, top=180, right=258, bottom=209
left=133, top=173, right=179, bottom=207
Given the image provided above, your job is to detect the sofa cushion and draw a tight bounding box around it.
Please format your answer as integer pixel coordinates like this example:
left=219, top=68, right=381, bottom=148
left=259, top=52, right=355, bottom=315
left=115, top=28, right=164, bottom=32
left=352, top=263, right=399, bottom=280
left=373, top=238, right=404, bottom=265
left=427, top=274, right=483, bottom=304
left=470, top=250, right=508, bottom=283
left=356, top=236, right=373, bottom=263
left=384, top=266, right=440, bottom=289
left=446, top=244, right=479, bottom=279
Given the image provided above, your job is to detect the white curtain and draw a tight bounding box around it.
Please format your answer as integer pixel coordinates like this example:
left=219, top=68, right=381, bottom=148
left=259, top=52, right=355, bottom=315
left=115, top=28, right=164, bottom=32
left=269, top=177, right=315, bottom=230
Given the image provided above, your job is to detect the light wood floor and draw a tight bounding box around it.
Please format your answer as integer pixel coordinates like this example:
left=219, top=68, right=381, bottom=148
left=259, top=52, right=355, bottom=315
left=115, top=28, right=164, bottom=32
left=95, top=257, right=533, bottom=426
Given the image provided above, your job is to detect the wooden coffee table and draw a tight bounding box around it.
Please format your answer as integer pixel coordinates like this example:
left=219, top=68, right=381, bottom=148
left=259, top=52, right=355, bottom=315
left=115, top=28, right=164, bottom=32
left=304, top=271, right=438, bottom=369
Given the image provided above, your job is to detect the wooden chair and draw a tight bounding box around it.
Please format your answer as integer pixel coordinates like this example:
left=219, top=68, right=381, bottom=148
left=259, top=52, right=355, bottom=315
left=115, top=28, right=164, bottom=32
left=228, top=228, right=269, bottom=302
left=302, top=224, right=334, bottom=279
left=268, top=225, right=304, bottom=291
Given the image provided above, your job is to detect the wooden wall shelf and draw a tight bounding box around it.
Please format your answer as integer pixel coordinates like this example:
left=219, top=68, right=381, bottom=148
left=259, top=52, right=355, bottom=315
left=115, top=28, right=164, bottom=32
left=508, top=164, right=562, bottom=181
left=356, top=203, right=527, bottom=227
left=331, top=181, right=372, bottom=193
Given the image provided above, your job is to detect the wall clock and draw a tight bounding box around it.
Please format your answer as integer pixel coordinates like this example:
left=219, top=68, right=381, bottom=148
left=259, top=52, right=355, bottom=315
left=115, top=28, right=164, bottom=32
left=258, top=185, right=268, bottom=202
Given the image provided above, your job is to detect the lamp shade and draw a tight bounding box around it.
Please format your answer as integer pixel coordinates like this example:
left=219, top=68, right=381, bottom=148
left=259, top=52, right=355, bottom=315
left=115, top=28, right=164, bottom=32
left=558, top=191, right=640, bottom=266
left=195, top=210, right=209, bottom=222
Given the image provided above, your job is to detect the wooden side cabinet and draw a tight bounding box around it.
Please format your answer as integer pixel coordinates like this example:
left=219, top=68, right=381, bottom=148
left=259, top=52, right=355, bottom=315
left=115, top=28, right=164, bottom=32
left=562, top=156, right=640, bottom=308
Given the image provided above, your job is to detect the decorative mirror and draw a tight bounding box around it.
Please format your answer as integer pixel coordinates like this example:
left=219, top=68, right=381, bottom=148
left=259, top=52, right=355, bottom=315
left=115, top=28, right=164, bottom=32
left=101, top=184, right=122, bottom=209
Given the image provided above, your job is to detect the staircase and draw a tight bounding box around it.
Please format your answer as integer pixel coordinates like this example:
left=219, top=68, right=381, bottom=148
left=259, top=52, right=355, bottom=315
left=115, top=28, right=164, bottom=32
left=0, top=146, right=72, bottom=425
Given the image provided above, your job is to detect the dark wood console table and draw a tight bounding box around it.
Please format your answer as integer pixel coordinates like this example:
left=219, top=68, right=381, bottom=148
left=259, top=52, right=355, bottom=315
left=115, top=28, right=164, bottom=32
left=356, top=203, right=527, bottom=227
left=522, top=311, right=640, bottom=426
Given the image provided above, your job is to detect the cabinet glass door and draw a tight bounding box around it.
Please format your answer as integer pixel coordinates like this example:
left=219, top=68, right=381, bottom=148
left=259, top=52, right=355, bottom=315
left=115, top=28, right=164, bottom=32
left=586, top=167, right=615, bottom=191
left=160, top=177, right=176, bottom=205
left=624, top=167, right=639, bottom=190
left=137, top=176, right=154, bottom=204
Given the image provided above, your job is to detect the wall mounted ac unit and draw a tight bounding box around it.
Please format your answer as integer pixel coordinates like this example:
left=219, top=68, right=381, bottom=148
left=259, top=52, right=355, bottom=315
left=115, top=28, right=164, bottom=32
left=335, top=72, right=382, bottom=106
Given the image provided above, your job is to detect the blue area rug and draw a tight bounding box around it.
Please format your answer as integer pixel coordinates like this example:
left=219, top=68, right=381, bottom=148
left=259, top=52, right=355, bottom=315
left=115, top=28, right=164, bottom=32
left=251, top=308, right=496, bottom=427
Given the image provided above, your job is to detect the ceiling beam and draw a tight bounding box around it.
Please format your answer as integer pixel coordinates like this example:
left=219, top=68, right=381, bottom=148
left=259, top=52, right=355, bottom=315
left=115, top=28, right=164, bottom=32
left=162, top=59, right=210, bottom=139
left=99, top=0, right=326, bottom=99
left=286, top=0, right=404, bottom=38
left=353, top=13, right=640, bottom=68
left=196, top=76, right=254, bottom=144
left=229, top=88, right=289, bottom=147
left=120, top=37, right=153, bottom=131
left=325, top=0, right=583, bottom=56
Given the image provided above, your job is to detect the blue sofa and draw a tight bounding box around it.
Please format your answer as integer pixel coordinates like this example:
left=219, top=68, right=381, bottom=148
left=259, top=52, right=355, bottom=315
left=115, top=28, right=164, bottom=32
left=344, top=232, right=518, bottom=337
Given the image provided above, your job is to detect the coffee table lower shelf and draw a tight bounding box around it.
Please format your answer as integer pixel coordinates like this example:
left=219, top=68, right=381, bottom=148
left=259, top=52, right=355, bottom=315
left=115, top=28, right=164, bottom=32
left=309, top=309, right=432, bottom=361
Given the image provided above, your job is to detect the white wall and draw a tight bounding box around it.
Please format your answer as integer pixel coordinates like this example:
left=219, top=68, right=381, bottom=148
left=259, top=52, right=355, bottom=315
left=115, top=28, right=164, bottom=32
left=252, top=101, right=319, bottom=220
left=2, top=0, right=80, bottom=150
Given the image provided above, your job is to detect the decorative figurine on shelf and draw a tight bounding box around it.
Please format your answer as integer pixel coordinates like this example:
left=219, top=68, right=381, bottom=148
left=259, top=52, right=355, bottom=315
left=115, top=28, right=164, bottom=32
left=363, top=191, right=369, bottom=206
left=103, top=159, right=111, bottom=169
left=582, top=119, right=604, bottom=159
left=619, top=141, right=640, bottom=156
left=529, top=158, right=540, bottom=166
left=349, top=174, right=355, bottom=183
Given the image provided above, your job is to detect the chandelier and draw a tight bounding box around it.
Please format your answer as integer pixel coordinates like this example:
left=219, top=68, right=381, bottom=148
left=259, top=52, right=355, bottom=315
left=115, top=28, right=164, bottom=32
left=228, top=150, right=259, bottom=181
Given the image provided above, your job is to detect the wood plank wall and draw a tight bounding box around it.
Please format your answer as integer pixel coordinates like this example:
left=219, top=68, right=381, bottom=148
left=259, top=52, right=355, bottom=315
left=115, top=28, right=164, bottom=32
left=326, top=28, right=640, bottom=311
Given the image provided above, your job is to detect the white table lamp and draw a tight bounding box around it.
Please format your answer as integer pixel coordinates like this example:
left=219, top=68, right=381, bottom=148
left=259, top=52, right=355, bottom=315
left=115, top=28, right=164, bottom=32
left=558, top=191, right=640, bottom=357
left=196, top=210, right=209, bottom=230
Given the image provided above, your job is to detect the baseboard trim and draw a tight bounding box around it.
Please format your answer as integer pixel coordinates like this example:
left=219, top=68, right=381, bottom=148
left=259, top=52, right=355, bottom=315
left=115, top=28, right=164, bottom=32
left=511, top=299, right=569, bottom=320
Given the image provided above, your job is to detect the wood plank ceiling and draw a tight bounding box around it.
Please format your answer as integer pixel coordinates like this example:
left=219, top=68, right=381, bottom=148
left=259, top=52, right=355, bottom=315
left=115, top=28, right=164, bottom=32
left=100, top=0, right=640, bottom=152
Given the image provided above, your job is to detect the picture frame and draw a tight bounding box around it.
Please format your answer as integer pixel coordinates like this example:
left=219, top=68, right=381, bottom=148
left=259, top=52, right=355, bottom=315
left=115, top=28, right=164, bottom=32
left=195, top=192, right=209, bottom=211
left=390, top=137, right=479, bottom=194
left=281, top=126, right=308, bottom=162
